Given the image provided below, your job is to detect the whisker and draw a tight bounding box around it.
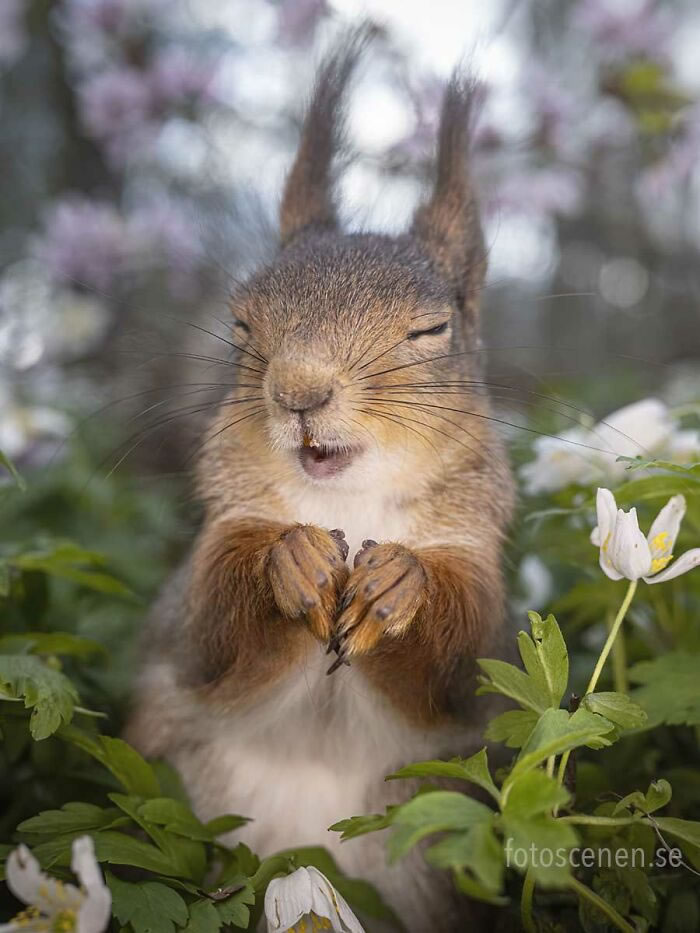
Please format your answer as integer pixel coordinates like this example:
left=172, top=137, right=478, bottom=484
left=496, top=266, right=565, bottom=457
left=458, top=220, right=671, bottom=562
left=184, top=406, right=267, bottom=465
left=117, top=349, right=266, bottom=377
left=362, top=403, right=473, bottom=460
left=356, top=406, right=441, bottom=461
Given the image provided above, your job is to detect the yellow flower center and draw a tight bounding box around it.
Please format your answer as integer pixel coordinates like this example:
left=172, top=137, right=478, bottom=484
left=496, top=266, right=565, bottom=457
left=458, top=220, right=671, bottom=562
left=651, top=531, right=671, bottom=555
left=287, top=914, right=332, bottom=932
left=649, top=530, right=673, bottom=574
left=12, top=906, right=42, bottom=928
left=51, top=909, right=77, bottom=933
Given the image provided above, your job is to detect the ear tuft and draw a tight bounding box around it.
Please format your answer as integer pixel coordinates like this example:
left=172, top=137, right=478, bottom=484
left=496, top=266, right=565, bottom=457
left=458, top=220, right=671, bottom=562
left=279, top=24, right=374, bottom=246
left=412, top=73, right=485, bottom=323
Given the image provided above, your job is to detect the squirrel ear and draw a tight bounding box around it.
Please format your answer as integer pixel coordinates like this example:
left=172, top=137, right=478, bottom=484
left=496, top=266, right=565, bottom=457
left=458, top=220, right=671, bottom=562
left=412, top=74, right=485, bottom=324
left=279, top=26, right=372, bottom=247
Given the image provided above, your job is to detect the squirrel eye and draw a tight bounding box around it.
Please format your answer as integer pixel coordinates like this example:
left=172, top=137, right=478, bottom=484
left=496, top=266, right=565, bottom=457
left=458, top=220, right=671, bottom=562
left=232, top=318, right=250, bottom=334
left=407, top=321, right=449, bottom=341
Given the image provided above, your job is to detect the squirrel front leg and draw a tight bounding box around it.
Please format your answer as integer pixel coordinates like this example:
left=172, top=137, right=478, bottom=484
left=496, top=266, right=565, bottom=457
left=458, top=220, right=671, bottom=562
left=329, top=541, right=504, bottom=724
left=187, top=519, right=349, bottom=688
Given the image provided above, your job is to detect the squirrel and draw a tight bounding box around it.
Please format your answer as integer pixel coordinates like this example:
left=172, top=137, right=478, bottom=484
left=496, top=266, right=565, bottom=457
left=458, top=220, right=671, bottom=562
left=125, top=31, right=515, bottom=933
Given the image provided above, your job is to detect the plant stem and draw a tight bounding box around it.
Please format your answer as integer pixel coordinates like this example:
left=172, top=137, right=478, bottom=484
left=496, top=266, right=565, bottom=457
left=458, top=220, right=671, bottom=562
left=557, top=579, right=638, bottom=790
left=521, top=869, right=536, bottom=933
left=586, top=579, right=637, bottom=696
left=607, top=609, right=628, bottom=693
left=569, top=876, right=635, bottom=933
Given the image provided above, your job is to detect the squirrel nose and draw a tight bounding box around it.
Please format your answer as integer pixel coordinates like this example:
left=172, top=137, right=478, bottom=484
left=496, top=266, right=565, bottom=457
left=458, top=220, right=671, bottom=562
left=272, top=384, right=333, bottom=414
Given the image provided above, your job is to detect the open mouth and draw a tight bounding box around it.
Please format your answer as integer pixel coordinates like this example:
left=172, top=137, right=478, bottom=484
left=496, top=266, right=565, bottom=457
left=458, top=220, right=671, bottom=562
left=298, top=436, right=360, bottom=479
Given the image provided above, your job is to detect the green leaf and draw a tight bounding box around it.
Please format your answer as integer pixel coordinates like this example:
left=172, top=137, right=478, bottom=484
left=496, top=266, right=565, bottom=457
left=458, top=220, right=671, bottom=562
left=629, top=652, right=700, bottom=727
left=453, top=867, right=508, bottom=906
left=654, top=817, right=700, bottom=851
left=138, top=798, right=226, bottom=842
left=386, top=748, right=499, bottom=802
left=426, top=821, right=504, bottom=893
left=17, top=802, right=128, bottom=836
left=107, top=872, right=188, bottom=933
left=387, top=791, right=493, bottom=862
left=614, top=779, right=672, bottom=816
left=617, top=455, right=700, bottom=476
left=0, top=632, right=105, bottom=659
left=204, top=814, right=249, bottom=838
left=58, top=725, right=161, bottom=797
left=484, top=709, right=539, bottom=749
left=501, top=812, right=578, bottom=887
left=214, top=882, right=255, bottom=929
left=0, top=655, right=78, bottom=739
left=10, top=540, right=133, bottom=598
left=476, top=658, right=550, bottom=714
left=506, top=708, right=616, bottom=787
left=0, top=448, right=26, bottom=490
left=183, top=900, right=222, bottom=933
left=329, top=810, right=396, bottom=842
left=502, top=770, right=570, bottom=819
left=582, top=692, right=648, bottom=730
left=0, top=561, right=10, bottom=597
left=524, top=612, right=569, bottom=708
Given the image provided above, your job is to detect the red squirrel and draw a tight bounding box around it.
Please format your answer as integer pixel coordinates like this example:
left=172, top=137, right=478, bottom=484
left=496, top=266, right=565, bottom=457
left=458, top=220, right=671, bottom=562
left=126, top=32, right=514, bottom=931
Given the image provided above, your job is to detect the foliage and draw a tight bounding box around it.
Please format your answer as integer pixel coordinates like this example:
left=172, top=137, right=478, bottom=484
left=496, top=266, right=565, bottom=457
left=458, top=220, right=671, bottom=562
left=0, top=448, right=395, bottom=930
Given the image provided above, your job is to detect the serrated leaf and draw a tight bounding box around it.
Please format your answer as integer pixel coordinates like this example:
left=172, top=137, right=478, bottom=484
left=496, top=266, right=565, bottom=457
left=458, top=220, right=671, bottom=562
left=10, top=540, right=133, bottom=598
left=183, top=899, right=222, bottom=933
left=0, top=655, right=78, bottom=739
left=139, top=798, right=216, bottom=841
left=426, top=821, right=503, bottom=893
left=506, top=708, right=615, bottom=786
left=18, top=802, right=128, bottom=836
left=526, top=612, right=569, bottom=708
left=614, top=779, right=672, bottom=816
left=484, top=709, right=539, bottom=749
left=476, top=658, right=550, bottom=714
left=0, top=632, right=105, bottom=659
left=329, top=810, right=396, bottom=842
left=629, top=652, right=700, bottom=727
left=582, top=692, right=648, bottom=730
left=59, top=725, right=160, bottom=797
left=107, top=872, right=188, bottom=933
left=387, top=791, right=493, bottom=862
left=215, top=882, right=255, bottom=929
left=503, top=770, right=570, bottom=819
left=386, top=748, right=499, bottom=802
left=501, top=812, right=577, bottom=887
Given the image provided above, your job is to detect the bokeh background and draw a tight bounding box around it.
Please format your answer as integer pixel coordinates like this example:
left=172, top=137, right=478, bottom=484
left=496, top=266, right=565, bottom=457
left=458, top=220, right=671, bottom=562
left=2, top=0, right=700, bottom=525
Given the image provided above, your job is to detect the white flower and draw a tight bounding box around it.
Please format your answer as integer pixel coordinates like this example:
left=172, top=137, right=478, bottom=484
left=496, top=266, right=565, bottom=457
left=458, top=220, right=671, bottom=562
left=264, top=867, right=364, bottom=933
left=0, top=836, right=111, bottom=933
left=520, top=398, right=696, bottom=494
left=591, top=488, right=700, bottom=584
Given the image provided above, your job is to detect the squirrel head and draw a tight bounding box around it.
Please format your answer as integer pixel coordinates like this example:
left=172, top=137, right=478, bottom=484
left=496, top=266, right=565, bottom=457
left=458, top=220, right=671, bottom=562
left=213, top=31, right=496, bottom=492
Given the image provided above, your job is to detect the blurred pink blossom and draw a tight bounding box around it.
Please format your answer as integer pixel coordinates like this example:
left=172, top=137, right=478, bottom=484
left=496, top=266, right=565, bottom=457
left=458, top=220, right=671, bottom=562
left=277, top=0, right=327, bottom=46
left=33, top=197, right=129, bottom=292
left=148, top=48, right=214, bottom=106
left=574, top=0, right=672, bottom=61
left=491, top=166, right=583, bottom=219
left=78, top=66, right=154, bottom=159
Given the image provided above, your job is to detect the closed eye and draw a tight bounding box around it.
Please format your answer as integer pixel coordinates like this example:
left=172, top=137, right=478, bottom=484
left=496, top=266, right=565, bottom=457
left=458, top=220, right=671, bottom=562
left=407, top=321, right=449, bottom=340
left=232, top=318, right=250, bottom=334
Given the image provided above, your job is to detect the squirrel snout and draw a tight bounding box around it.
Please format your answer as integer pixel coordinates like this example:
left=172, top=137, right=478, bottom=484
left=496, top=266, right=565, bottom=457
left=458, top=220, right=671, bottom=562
left=272, top=384, right=333, bottom=414
left=268, top=358, right=335, bottom=415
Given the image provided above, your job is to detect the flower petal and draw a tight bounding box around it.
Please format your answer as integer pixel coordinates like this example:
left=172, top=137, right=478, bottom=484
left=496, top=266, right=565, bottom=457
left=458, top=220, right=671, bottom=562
left=265, top=868, right=314, bottom=931
left=645, top=548, right=700, bottom=584
left=593, top=488, right=624, bottom=579
left=71, top=837, right=111, bottom=933
left=646, top=494, right=686, bottom=568
left=306, top=869, right=364, bottom=933
left=610, top=508, right=652, bottom=580
left=5, top=845, right=81, bottom=916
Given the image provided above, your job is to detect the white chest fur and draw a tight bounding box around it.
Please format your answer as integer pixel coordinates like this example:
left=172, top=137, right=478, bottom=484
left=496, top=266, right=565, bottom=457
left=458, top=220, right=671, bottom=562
left=280, top=479, right=413, bottom=561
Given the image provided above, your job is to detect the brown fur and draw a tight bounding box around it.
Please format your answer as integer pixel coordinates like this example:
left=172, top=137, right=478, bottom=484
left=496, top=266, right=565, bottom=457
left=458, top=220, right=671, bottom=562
left=126, top=31, right=515, bottom=932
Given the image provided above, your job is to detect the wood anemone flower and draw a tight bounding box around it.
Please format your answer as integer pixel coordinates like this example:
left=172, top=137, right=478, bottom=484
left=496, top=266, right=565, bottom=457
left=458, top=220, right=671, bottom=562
left=264, top=867, right=364, bottom=933
left=0, top=836, right=111, bottom=933
left=591, top=487, right=700, bottom=583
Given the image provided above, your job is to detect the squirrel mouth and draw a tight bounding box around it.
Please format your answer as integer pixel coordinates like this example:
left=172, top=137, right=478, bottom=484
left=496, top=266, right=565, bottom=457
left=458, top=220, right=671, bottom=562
left=298, top=438, right=358, bottom=479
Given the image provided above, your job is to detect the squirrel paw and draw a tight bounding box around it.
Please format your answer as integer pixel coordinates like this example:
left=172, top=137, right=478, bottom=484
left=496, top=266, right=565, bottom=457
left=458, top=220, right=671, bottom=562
left=267, top=525, right=349, bottom=641
left=327, top=541, right=427, bottom=673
